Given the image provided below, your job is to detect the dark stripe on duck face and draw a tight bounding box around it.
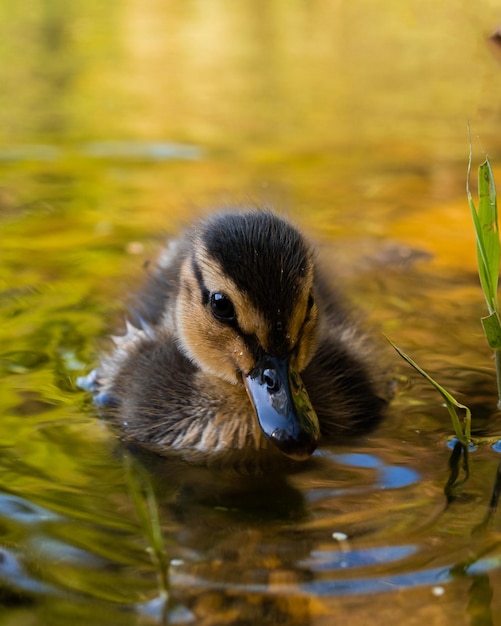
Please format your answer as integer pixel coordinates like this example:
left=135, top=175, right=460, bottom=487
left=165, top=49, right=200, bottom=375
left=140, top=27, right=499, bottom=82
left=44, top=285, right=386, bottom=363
left=239, top=331, right=262, bottom=364
left=200, top=212, right=311, bottom=353
left=191, top=256, right=209, bottom=306
left=191, top=254, right=262, bottom=364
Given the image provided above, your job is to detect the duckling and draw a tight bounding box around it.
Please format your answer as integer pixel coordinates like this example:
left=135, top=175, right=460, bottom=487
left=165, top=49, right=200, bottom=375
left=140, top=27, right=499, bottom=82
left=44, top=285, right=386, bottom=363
left=80, top=210, right=389, bottom=468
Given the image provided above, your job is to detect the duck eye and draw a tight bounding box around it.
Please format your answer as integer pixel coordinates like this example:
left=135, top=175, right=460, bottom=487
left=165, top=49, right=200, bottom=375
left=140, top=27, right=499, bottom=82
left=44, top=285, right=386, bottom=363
left=210, top=292, right=236, bottom=322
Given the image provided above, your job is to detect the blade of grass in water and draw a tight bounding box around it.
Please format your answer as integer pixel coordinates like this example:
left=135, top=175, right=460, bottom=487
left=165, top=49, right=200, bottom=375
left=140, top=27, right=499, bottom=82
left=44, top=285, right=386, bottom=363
left=124, top=453, right=169, bottom=602
left=467, top=154, right=500, bottom=318
left=467, top=143, right=501, bottom=410
left=388, top=338, right=471, bottom=446
left=391, top=146, right=499, bottom=442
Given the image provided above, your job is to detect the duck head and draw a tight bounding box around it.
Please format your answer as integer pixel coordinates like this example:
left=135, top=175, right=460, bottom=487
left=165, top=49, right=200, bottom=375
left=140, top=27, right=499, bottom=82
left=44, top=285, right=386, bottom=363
left=174, top=211, right=321, bottom=461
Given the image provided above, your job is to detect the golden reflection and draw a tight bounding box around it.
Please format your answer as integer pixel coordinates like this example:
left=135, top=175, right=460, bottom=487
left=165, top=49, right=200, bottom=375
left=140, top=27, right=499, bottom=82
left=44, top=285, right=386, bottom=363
left=2, top=3, right=501, bottom=625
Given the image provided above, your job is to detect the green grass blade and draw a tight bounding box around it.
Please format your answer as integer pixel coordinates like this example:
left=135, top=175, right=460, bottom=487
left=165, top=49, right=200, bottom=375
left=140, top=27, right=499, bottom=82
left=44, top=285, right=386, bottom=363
left=479, top=159, right=499, bottom=303
left=469, top=197, right=495, bottom=310
left=468, top=157, right=500, bottom=314
left=478, top=159, right=500, bottom=311
left=388, top=339, right=471, bottom=444
left=124, top=453, right=170, bottom=597
left=481, top=311, right=501, bottom=350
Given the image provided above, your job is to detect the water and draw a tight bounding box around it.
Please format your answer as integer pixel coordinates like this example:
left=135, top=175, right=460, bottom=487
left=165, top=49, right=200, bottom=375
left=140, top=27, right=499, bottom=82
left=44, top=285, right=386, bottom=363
left=3, top=1, right=501, bottom=624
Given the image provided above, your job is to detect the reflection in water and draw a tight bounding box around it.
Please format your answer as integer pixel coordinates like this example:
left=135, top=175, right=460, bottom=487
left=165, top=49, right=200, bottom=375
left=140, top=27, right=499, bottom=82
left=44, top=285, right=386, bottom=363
left=0, top=494, right=60, bottom=523
left=3, top=0, right=501, bottom=624
left=124, top=444, right=500, bottom=624
left=299, top=545, right=418, bottom=572
left=444, top=440, right=471, bottom=504
left=0, top=142, right=203, bottom=163
left=316, top=450, right=420, bottom=490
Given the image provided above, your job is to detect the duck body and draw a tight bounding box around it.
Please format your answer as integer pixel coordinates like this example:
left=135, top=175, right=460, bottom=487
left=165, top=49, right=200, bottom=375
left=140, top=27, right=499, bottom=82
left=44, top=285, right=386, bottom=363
left=81, top=210, right=389, bottom=469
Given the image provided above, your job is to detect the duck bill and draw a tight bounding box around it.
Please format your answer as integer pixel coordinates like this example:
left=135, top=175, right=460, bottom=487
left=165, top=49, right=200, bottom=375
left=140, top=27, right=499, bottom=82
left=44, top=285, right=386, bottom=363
left=244, top=354, right=320, bottom=461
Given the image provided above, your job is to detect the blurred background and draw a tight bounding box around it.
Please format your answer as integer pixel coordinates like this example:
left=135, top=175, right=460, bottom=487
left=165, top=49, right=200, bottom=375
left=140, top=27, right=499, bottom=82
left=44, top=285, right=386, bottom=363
left=2, top=1, right=501, bottom=257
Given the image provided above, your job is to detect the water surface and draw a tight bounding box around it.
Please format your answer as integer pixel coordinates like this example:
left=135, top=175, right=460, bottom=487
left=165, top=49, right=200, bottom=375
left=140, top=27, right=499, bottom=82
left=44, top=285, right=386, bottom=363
left=3, top=2, right=501, bottom=624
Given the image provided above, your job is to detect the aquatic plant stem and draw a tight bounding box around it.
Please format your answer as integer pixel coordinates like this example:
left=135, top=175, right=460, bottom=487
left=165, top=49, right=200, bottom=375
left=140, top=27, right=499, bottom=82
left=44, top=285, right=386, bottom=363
left=124, top=453, right=170, bottom=601
left=387, top=338, right=471, bottom=446
left=493, top=354, right=501, bottom=409
left=467, top=144, right=501, bottom=411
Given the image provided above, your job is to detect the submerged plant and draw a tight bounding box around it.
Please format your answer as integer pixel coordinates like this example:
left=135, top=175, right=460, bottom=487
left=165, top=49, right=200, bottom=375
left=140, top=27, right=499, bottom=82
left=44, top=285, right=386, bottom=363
left=467, top=152, right=501, bottom=410
left=390, top=150, right=501, bottom=447
left=124, top=453, right=170, bottom=608
left=388, top=339, right=472, bottom=501
left=388, top=339, right=471, bottom=446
